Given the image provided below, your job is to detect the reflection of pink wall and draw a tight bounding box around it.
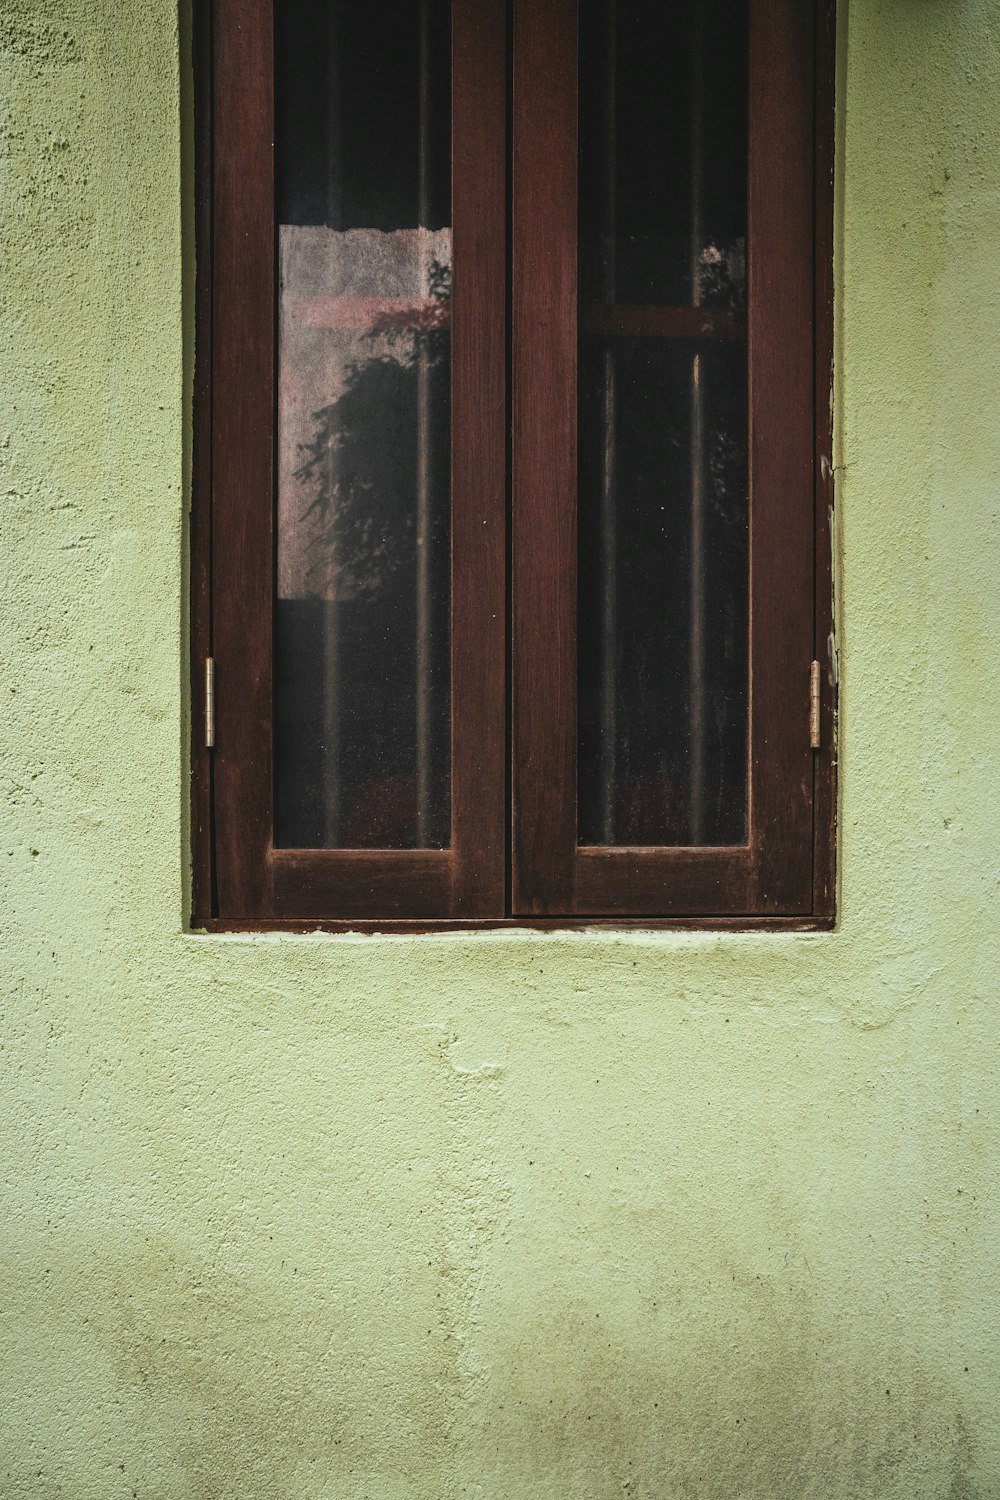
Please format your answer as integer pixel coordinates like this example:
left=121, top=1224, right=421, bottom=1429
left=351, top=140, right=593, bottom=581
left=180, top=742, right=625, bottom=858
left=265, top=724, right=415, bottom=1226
left=278, top=225, right=452, bottom=601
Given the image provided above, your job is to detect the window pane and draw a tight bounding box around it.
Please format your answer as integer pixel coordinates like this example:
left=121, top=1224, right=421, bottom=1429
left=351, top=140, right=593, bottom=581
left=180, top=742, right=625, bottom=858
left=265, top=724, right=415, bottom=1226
left=275, top=0, right=452, bottom=849
left=577, top=0, right=749, bottom=847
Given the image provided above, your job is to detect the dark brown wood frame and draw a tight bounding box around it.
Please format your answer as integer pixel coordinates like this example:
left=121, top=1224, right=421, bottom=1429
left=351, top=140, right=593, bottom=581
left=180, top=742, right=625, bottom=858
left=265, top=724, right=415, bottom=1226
left=191, top=0, right=836, bottom=931
left=196, top=0, right=507, bottom=922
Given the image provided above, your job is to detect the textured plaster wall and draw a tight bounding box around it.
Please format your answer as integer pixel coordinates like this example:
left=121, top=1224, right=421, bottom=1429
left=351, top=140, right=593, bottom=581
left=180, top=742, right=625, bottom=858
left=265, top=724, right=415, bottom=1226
left=1, top=1, right=998, bottom=1496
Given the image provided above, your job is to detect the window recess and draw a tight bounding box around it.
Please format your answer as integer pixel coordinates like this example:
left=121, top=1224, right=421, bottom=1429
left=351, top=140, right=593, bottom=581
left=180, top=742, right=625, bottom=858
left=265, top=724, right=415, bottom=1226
left=191, top=0, right=836, bottom=927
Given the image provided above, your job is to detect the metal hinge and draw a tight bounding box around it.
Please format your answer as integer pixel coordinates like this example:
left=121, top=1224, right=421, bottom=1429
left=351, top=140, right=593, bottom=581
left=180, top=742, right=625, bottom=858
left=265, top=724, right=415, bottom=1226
left=809, top=659, right=821, bottom=749
left=205, top=656, right=215, bottom=749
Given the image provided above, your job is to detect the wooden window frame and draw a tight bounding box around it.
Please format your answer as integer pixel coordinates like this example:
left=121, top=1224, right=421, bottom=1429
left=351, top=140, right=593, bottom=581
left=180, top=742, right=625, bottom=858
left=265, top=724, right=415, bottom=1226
left=191, top=0, right=837, bottom=933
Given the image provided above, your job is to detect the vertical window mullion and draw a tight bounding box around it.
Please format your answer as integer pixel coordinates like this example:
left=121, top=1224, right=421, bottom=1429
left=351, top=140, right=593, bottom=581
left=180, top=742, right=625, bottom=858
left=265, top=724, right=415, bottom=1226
left=450, top=0, right=509, bottom=915
left=511, top=0, right=579, bottom=915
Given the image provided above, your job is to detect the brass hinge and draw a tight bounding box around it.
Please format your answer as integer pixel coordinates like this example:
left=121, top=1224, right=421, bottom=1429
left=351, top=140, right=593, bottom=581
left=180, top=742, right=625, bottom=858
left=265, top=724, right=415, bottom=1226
left=205, top=656, right=215, bottom=749
left=809, top=659, right=821, bottom=749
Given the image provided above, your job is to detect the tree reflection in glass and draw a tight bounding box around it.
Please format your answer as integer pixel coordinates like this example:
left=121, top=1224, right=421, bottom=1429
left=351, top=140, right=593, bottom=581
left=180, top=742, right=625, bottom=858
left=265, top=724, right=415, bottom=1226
left=274, top=0, right=452, bottom=850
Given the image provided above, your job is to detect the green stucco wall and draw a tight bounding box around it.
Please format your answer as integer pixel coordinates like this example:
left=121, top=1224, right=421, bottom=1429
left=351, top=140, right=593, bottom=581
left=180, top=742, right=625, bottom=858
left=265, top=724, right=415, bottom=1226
left=2, top=1, right=999, bottom=1495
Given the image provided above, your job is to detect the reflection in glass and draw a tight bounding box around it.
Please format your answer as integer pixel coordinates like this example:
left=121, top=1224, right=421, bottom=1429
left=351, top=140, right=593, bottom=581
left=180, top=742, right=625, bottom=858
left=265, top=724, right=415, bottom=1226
left=578, top=0, right=749, bottom=847
left=275, top=0, right=452, bottom=849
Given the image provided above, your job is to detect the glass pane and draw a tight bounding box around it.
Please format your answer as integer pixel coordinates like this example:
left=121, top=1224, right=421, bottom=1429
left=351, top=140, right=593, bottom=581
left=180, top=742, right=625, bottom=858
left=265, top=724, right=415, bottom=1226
left=577, top=0, right=749, bottom=847
left=275, top=0, right=452, bottom=849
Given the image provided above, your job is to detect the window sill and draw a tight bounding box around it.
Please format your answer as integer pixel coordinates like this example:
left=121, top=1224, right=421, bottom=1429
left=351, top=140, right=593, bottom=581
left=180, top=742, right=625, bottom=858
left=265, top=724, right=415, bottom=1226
left=193, top=914, right=836, bottom=936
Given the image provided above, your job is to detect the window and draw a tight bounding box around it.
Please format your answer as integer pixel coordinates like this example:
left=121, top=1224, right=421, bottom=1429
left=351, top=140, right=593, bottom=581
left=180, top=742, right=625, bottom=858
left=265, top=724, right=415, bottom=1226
left=191, top=0, right=836, bottom=928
